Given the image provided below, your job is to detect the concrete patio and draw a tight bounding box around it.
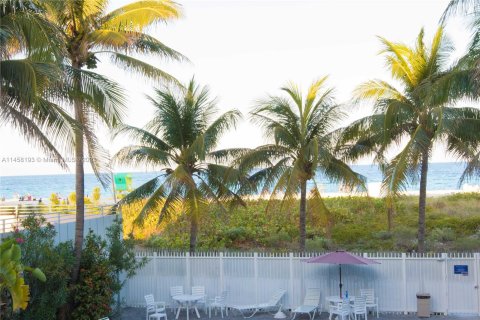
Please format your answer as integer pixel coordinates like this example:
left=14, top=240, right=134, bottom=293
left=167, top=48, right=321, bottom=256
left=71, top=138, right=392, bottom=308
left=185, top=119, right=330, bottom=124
left=112, top=308, right=479, bottom=320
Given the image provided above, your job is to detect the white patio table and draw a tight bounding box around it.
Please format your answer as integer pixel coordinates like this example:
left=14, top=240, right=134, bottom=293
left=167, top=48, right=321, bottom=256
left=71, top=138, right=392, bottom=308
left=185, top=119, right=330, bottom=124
left=173, top=294, right=205, bottom=320
left=326, top=296, right=356, bottom=304
left=326, top=296, right=356, bottom=320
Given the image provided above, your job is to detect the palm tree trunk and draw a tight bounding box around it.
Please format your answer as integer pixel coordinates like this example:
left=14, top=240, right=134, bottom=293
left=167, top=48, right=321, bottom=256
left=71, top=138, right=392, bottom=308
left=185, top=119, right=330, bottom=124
left=189, top=214, right=198, bottom=253
left=387, top=206, right=394, bottom=232
left=71, top=63, right=85, bottom=283
left=299, top=180, right=307, bottom=251
left=418, top=150, right=429, bottom=253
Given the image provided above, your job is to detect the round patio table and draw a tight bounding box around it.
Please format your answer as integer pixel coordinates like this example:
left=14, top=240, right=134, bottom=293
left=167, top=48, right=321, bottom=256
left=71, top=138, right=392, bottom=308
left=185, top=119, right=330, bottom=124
left=173, top=294, right=205, bottom=320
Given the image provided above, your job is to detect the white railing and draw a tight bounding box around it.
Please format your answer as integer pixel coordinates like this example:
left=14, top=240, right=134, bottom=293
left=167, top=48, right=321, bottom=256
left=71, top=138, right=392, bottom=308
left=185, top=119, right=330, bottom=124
left=0, top=204, right=118, bottom=243
left=125, top=251, right=480, bottom=316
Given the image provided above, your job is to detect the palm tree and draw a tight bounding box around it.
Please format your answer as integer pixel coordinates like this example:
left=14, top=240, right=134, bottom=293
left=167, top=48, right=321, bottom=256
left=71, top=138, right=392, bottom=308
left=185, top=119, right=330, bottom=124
left=1, top=0, right=76, bottom=168
left=343, top=27, right=480, bottom=252
left=238, top=77, right=366, bottom=251
left=442, top=0, right=480, bottom=183
left=113, top=79, right=245, bottom=251
left=44, top=0, right=184, bottom=282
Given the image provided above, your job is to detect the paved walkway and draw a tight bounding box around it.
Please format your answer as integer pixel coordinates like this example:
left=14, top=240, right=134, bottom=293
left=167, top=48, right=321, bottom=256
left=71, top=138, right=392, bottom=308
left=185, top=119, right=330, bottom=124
left=113, top=308, right=479, bottom=320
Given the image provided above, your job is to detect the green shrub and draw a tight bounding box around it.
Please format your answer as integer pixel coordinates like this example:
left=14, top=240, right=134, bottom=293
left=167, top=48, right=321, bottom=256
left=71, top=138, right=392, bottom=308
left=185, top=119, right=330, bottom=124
left=72, top=232, right=115, bottom=320
left=14, top=215, right=73, bottom=320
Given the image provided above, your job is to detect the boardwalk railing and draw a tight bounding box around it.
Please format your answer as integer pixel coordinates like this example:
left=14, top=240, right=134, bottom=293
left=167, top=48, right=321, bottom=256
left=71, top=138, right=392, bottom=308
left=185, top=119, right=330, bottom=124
left=0, top=204, right=118, bottom=243
left=125, top=251, right=480, bottom=315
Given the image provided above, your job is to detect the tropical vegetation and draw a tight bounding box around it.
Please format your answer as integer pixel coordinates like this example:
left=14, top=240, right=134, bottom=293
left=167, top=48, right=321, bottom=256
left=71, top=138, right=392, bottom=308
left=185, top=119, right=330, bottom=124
left=341, top=26, right=480, bottom=252
left=0, top=0, right=76, bottom=168
left=113, top=79, right=246, bottom=251
left=236, top=78, right=366, bottom=250
left=42, top=0, right=184, bottom=284
left=122, top=193, right=480, bottom=252
left=0, top=236, right=46, bottom=314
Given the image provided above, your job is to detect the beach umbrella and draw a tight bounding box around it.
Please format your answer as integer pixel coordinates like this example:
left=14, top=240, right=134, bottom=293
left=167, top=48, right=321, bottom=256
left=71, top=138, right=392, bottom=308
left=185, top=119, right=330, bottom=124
left=305, top=250, right=380, bottom=298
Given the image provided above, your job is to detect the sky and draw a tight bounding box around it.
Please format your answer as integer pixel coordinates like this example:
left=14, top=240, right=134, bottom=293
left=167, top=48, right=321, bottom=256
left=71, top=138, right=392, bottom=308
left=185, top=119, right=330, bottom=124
left=0, top=0, right=474, bottom=176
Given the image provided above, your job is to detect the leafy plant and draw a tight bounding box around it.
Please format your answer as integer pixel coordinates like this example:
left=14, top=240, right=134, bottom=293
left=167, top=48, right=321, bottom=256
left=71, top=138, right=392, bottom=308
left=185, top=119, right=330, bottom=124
left=0, top=237, right=46, bottom=313
left=72, top=232, right=115, bottom=320
left=13, top=215, right=73, bottom=320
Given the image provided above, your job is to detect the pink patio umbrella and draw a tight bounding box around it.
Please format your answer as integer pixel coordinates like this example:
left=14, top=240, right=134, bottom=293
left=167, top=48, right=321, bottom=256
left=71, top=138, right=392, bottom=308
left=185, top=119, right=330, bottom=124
left=304, top=250, right=380, bottom=298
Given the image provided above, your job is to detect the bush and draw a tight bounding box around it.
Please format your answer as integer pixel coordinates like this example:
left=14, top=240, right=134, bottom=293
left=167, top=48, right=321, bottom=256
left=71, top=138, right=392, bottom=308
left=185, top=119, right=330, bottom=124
left=14, top=215, right=73, bottom=320
left=72, top=232, right=115, bottom=320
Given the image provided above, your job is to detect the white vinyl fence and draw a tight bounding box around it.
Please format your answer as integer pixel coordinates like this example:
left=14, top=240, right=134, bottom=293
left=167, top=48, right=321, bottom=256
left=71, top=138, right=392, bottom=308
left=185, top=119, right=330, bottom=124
left=0, top=204, right=118, bottom=243
left=125, top=251, right=480, bottom=316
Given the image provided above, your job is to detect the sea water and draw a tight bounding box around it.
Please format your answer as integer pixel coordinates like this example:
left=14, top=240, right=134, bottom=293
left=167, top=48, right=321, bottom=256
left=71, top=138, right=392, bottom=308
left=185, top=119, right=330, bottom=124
left=0, top=162, right=478, bottom=200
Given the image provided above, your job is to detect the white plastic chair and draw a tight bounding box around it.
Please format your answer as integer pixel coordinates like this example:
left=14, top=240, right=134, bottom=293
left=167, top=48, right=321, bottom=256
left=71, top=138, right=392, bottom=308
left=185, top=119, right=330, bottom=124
left=192, top=286, right=207, bottom=314
left=170, top=286, right=184, bottom=313
left=360, top=289, right=378, bottom=318
left=351, top=296, right=367, bottom=320
left=208, top=291, right=228, bottom=318
left=229, top=289, right=286, bottom=318
left=291, top=288, right=321, bottom=320
left=329, top=300, right=350, bottom=320
left=145, top=294, right=167, bottom=320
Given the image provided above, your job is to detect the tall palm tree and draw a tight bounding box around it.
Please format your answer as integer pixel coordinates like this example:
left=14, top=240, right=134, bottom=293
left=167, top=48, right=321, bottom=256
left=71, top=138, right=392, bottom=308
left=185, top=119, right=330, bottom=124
left=44, top=0, right=184, bottom=282
left=113, top=79, right=245, bottom=251
left=1, top=0, right=76, bottom=168
left=343, top=27, right=480, bottom=252
left=238, top=78, right=366, bottom=251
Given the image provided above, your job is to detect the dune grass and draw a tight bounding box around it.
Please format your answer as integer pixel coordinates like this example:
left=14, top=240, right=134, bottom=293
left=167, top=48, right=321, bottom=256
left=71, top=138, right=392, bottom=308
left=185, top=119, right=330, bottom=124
left=121, top=193, right=480, bottom=252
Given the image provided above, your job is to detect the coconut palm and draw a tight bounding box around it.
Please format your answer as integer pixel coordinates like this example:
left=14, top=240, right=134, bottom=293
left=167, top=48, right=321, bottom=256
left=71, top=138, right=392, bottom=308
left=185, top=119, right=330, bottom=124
left=1, top=0, right=76, bottom=168
left=342, top=27, right=480, bottom=252
left=442, top=0, right=480, bottom=183
left=238, top=77, right=366, bottom=251
left=43, top=0, right=184, bottom=281
left=113, top=79, right=245, bottom=251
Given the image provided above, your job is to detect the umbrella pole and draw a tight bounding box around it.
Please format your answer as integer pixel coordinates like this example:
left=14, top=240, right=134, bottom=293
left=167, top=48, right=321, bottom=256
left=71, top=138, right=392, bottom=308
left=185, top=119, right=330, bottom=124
left=339, top=264, right=343, bottom=299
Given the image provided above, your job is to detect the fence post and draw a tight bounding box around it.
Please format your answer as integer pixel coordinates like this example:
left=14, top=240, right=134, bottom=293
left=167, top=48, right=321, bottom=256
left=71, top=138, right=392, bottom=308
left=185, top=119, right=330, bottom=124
left=289, top=253, right=294, bottom=309
left=254, top=252, right=258, bottom=305
left=442, top=253, right=448, bottom=315
left=474, top=252, right=480, bottom=316
left=186, top=252, right=191, bottom=290
left=15, top=205, right=19, bottom=225
left=219, top=252, right=224, bottom=292
left=402, top=252, right=407, bottom=314
left=154, top=251, right=158, bottom=298
left=2, top=219, right=5, bottom=235
left=57, top=212, right=61, bottom=243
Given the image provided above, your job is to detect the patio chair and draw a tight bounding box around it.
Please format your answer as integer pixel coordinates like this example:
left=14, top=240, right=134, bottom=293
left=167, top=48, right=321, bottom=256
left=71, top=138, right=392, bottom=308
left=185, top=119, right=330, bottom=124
left=351, top=296, right=367, bottom=320
left=192, top=285, right=207, bottom=315
left=291, top=288, right=321, bottom=320
left=329, top=300, right=350, bottom=320
left=170, top=286, right=184, bottom=313
left=208, top=291, right=228, bottom=318
left=229, top=289, right=286, bottom=318
left=145, top=294, right=167, bottom=320
left=360, top=289, right=378, bottom=318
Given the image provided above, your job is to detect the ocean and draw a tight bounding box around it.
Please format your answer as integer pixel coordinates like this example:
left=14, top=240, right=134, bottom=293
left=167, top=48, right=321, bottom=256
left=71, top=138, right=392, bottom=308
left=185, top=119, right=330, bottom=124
left=0, top=162, right=477, bottom=200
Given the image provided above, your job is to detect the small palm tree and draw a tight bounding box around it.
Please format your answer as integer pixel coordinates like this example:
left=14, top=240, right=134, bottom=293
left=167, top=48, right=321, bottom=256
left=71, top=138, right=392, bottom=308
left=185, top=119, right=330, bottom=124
left=344, top=27, right=480, bottom=252
left=44, top=0, right=184, bottom=281
left=113, top=79, right=245, bottom=252
left=238, top=77, right=366, bottom=251
left=0, top=0, right=76, bottom=167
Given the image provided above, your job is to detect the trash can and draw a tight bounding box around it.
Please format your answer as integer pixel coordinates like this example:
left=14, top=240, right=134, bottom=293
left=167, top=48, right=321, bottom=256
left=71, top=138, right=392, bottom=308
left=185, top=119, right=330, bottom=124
left=417, top=293, right=431, bottom=317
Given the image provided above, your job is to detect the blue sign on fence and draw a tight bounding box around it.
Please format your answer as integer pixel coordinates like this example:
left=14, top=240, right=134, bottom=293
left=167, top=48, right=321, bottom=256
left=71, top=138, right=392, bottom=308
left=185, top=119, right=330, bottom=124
left=454, top=265, right=468, bottom=276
